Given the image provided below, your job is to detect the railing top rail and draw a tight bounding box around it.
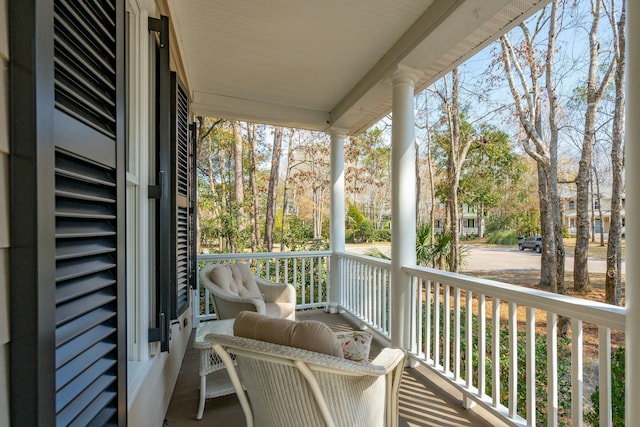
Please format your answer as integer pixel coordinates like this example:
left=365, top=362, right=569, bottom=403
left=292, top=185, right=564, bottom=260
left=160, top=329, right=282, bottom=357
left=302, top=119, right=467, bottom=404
left=336, top=251, right=392, bottom=269
left=198, top=251, right=332, bottom=262
left=403, top=265, right=625, bottom=331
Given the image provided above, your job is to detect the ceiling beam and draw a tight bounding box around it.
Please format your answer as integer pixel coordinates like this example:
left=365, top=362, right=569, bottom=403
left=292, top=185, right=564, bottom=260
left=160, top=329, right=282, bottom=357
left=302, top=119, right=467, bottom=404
left=191, top=91, right=330, bottom=131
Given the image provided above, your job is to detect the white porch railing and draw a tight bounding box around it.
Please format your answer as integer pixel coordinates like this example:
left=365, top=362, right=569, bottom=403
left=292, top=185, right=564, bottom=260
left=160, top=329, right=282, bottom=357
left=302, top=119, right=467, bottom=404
left=337, top=252, right=392, bottom=338
left=194, top=251, right=331, bottom=324
left=405, top=266, right=625, bottom=427
left=334, top=252, right=625, bottom=427
left=194, top=250, right=625, bottom=426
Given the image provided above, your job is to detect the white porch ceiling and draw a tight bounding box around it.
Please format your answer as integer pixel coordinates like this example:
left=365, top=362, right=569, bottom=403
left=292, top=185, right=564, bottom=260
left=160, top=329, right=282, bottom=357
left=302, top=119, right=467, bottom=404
left=167, top=0, right=547, bottom=135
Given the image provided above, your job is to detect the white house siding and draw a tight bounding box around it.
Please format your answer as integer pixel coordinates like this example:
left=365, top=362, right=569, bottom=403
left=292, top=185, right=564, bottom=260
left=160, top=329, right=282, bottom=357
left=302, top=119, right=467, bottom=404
left=0, top=0, right=10, bottom=424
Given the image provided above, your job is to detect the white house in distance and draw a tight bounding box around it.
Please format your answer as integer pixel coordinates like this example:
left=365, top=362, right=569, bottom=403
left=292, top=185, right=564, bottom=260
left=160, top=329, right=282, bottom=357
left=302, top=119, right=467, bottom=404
left=1, top=0, right=640, bottom=426
left=564, top=193, right=626, bottom=238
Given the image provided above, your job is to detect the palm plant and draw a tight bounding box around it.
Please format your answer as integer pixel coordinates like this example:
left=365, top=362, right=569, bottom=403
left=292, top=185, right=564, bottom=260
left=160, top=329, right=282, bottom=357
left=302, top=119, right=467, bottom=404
left=365, top=223, right=464, bottom=270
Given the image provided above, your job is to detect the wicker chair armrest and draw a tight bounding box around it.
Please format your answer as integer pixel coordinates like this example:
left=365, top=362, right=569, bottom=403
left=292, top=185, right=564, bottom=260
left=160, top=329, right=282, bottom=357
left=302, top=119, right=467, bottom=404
left=370, top=348, right=406, bottom=374
left=255, top=278, right=296, bottom=304
left=211, top=293, right=266, bottom=319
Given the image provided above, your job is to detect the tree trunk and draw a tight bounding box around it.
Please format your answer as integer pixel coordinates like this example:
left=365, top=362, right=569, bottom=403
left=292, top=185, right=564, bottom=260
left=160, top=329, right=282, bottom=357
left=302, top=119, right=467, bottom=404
left=605, top=0, right=625, bottom=306
left=538, top=165, right=551, bottom=288
left=233, top=121, right=245, bottom=248
left=590, top=174, right=596, bottom=243
left=574, top=0, right=615, bottom=292
left=247, top=123, right=260, bottom=252
left=280, top=132, right=294, bottom=252
left=445, top=70, right=459, bottom=272
left=500, top=1, right=567, bottom=333
left=593, top=166, right=605, bottom=246
left=445, top=68, right=471, bottom=273
left=264, top=127, right=283, bottom=251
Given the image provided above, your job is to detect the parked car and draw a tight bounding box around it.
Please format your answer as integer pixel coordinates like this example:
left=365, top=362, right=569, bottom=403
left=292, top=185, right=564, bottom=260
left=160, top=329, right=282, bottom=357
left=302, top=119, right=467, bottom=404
left=518, top=235, right=542, bottom=253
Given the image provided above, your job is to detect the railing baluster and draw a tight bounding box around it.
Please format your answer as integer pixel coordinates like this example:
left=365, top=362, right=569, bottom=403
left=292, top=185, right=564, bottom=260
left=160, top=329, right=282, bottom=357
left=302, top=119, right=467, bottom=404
left=571, top=318, right=583, bottom=427
left=599, top=327, right=612, bottom=427
left=492, top=298, right=501, bottom=408
left=366, top=264, right=371, bottom=322
left=444, top=284, right=451, bottom=374
left=301, top=257, right=306, bottom=306
left=373, top=266, right=379, bottom=331
left=454, top=287, right=461, bottom=381
left=382, top=268, right=388, bottom=335
left=425, top=280, right=432, bottom=363
left=526, top=306, right=536, bottom=427
left=508, top=302, right=517, bottom=419
left=466, top=290, right=473, bottom=392
left=478, top=294, right=486, bottom=399
left=276, top=258, right=280, bottom=283
left=284, top=258, right=289, bottom=285
left=434, top=282, right=441, bottom=368
left=310, top=256, right=315, bottom=305
left=417, top=278, right=424, bottom=358
left=547, top=312, right=558, bottom=427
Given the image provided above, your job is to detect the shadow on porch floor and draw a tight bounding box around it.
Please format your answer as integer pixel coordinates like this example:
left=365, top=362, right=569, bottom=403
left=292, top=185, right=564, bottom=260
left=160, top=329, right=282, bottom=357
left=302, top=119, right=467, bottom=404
left=164, top=310, right=505, bottom=427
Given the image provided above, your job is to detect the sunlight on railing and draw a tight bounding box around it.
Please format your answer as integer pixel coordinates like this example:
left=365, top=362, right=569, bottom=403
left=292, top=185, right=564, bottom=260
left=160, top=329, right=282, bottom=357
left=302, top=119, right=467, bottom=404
left=404, top=266, right=624, bottom=427
left=337, top=252, right=391, bottom=338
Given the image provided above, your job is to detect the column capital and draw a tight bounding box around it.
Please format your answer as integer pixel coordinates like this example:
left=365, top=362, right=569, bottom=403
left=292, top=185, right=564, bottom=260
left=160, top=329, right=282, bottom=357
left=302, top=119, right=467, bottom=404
left=391, top=64, right=423, bottom=86
left=327, top=127, right=349, bottom=138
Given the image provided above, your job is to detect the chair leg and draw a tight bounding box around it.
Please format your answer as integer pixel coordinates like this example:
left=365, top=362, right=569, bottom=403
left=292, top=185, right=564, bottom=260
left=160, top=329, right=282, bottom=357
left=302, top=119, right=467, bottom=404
left=197, top=375, right=206, bottom=420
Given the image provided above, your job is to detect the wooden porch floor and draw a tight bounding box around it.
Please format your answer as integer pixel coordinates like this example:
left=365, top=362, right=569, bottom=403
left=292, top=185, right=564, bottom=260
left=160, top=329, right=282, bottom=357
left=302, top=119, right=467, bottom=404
left=164, top=310, right=505, bottom=427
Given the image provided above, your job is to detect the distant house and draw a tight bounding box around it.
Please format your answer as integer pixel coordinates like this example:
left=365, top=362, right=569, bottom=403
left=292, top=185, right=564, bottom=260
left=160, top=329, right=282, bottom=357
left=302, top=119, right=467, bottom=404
left=433, top=203, right=483, bottom=237
left=563, top=193, right=626, bottom=237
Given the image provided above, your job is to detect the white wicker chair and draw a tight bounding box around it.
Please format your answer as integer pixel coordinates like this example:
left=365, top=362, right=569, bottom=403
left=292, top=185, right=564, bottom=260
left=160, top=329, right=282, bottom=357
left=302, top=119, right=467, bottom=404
left=200, top=263, right=296, bottom=320
left=205, top=333, right=406, bottom=427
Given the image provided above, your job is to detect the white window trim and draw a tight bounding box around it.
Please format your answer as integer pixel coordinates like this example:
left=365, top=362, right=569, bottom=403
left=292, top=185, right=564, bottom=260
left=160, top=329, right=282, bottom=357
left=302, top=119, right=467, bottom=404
left=126, top=0, right=152, bottom=374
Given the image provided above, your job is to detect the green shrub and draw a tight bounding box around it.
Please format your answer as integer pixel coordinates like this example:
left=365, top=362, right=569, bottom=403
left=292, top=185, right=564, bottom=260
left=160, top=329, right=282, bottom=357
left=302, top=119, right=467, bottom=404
left=486, top=230, right=519, bottom=245
left=373, top=228, right=391, bottom=242
left=428, top=302, right=572, bottom=424
left=585, top=346, right=625, bottom=426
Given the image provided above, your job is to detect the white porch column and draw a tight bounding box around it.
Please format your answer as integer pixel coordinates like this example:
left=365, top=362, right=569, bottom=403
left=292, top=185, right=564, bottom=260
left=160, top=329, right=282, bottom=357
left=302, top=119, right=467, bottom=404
left=626, top=1, right=639, bottom=424
left=328, top=128, right=347, bottom=314
left=390, top=65, right=422, bottom=349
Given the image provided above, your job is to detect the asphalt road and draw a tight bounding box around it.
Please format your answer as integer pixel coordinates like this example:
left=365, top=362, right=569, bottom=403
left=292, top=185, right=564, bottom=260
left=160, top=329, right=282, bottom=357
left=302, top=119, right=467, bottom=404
left=345, top=243, right=625, bottom=274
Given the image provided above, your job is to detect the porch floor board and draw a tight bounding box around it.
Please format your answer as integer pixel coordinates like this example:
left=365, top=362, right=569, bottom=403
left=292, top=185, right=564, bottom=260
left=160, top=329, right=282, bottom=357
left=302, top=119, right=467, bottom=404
left=164, top=310, right=504, bottom=426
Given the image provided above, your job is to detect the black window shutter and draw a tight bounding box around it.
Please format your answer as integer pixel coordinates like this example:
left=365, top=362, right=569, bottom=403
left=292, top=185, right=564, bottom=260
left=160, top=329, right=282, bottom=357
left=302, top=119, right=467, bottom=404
left=148, top=15, right=171, bottom=351
left=10, top=0, right=126, bottom=426
left=190, top=121, right=199, bottom=290
left=171, top=73, right=192, bottom=318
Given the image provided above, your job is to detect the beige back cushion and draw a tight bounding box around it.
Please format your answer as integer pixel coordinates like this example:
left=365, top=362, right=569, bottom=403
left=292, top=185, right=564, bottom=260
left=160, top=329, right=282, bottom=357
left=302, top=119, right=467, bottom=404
left=207, top=263, right=262, bottom=299
left=234, top=311, right=344, bottom=358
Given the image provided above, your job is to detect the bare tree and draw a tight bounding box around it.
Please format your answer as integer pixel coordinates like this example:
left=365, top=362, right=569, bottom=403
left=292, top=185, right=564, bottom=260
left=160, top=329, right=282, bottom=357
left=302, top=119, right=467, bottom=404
left=264, top=127, right=283, bottom=251
left=246, top=122, right=261, bottom=252
left=436, top=68, right=474, bottom=273
left=574, top=0, right=616, bottom=291
left=233, top=121, right=245, bottom=244
left=605, top=0, right=625, bottom=306
left=500, top=0, right=567, bottom=309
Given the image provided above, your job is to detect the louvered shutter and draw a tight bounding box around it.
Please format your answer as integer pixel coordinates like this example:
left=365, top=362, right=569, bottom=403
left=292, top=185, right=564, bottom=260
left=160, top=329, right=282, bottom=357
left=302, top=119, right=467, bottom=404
left=10, top=0, right=125, bottom=425
left=148, top=15, right=171, bottom=351
left=53, top=1, right=125, bottom=425
left=171, top=73, right=192, bottom=317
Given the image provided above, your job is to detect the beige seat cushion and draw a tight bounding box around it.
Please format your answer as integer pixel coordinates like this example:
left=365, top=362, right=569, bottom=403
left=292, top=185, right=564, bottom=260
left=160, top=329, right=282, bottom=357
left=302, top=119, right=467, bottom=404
left=234, top=311, right=344, bottom=358
left=207, top=263, right=262, bottom=299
